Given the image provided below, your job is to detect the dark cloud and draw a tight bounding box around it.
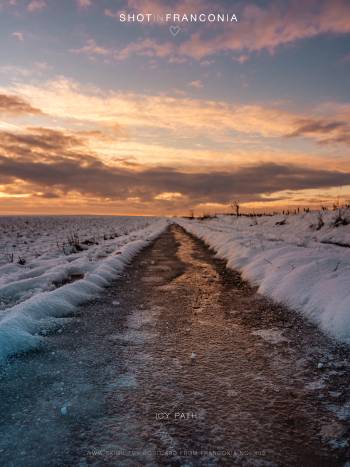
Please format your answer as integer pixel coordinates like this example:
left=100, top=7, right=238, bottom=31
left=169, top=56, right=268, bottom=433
left=34, top=191, right=60, bottom=198
left=2, top=126, right=350, bottom=208
left=288, top=119, right=346, bottom=137
left=319, top=134, right=350, bottom=145
left=0, top=94, right=42, bottom=116
left=1, top=152, right=350, bottom=205
left=287, top=118, right=350, bottom=145
left=0, top=127, right=86, bottom=159
left=76, top=124, right=128, bottom=140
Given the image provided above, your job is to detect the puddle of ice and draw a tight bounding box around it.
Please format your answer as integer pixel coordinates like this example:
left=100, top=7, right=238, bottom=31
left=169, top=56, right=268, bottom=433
left=252, top=329, right=289, bottom=345
left=327, top=402, right=350, bottom=421
left=305, top=380, right=326, bottom=391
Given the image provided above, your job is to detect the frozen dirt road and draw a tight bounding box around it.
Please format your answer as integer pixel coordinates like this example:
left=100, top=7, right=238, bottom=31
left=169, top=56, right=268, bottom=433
left=1, top=225, right=350, bottom=467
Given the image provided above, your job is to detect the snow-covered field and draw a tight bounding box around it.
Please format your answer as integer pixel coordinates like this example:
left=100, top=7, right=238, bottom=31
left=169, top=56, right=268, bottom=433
left=2, top=210, right=350, bottom=363
left=177, top=209, right=350, bottom=344
left=0, top=216, right=167, bottom=362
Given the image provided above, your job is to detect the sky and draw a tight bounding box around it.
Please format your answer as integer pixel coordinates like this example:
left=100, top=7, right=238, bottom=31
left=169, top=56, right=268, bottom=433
left=0, top=0, right=350, bottom=215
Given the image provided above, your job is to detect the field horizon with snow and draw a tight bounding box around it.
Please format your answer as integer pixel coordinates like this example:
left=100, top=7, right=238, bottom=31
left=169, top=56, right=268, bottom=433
left=0, top=215, right=168, bottom=362
left=179, top=207, right=350, bottom=345
left=1, top=209, right=350, bottom=363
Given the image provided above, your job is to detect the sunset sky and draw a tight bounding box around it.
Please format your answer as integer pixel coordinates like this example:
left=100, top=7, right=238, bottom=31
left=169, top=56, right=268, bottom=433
left=0, top=0, right=350, bottom=215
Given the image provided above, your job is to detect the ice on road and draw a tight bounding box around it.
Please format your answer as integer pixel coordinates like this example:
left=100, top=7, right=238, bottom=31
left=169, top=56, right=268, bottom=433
left=1, top=225, right=350, bottom=466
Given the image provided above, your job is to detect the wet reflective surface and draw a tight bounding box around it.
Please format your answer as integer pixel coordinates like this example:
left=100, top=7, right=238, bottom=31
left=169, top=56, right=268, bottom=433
left=1, top=225, right=350, bottom=466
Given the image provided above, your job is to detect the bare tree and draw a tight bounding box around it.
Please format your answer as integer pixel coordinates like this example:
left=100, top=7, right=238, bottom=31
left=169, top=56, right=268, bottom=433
left=231, top=200, right=240, bottom=217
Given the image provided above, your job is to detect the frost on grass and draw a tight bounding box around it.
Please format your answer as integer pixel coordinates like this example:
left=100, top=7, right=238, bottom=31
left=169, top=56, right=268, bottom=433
left=0, top=216, right=168, bottom=362
left=177, top=209, right=350, bottom=344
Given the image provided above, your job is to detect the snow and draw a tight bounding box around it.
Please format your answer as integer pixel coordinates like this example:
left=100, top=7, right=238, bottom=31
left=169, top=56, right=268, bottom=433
left=0, top=216, right=168, bottom=362
left=176, top=209, right=350, bottom=344
left=60, top=405, right=69, bottom=416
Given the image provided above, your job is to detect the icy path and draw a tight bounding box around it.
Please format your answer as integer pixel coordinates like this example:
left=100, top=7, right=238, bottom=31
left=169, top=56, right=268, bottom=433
left=1, top=225, right=350, bottom=466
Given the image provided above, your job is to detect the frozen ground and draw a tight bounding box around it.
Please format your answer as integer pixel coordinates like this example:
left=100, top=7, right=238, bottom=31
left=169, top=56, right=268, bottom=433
left=1, top=225, right=350, bottom=466
left=177, top=209, right=350, bottom=344
left=0, top=216, right=167, bottom=361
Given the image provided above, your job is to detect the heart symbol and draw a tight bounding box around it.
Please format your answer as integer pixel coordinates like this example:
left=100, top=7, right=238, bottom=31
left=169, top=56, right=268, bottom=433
left=169, top=25, right=181, bottom=37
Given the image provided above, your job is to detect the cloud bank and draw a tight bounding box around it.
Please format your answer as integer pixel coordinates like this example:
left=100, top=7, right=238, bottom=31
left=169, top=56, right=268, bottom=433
left=1, top=126, right=350, bottom=209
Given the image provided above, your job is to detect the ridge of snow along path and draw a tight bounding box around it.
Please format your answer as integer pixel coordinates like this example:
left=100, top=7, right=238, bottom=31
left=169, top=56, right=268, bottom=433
left=176, top=210, right=350, bottom=344
left=0, top=217, right=169, bottom=362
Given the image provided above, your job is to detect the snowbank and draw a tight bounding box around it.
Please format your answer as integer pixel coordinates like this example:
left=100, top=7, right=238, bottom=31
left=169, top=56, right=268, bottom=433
left=0, top=219, right=168, bottom=362
left=177, top=210, right=350, bottom=344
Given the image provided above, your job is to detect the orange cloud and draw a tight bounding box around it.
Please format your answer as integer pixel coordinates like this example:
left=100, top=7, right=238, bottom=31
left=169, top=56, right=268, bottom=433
left=0, top=87, right=349, bottom=213
left=100, top=0, right=350, bottom=61
left=106, top=0, right=210, bottom=19
left=0, top=93, right=42, bottom=116
left=77, top=0, right=92, bottom=7
left=71, top=38, right=176, bottom=61
left=9, top=78, right=350, bottom=149
left=1, top=129, right=350, bottom=210
left=70, top=39, right=110, bottom=58
left=2, top=77, right=350, bottom=197
left=185, top=0, right=350, bottom=57
left=188, top=80, right=203, bottom=89
left=9, top=78, right=292, bottom=135
left=11, top=31, right=24, bottom=41
left=27, top=0, right=46, bottom=12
